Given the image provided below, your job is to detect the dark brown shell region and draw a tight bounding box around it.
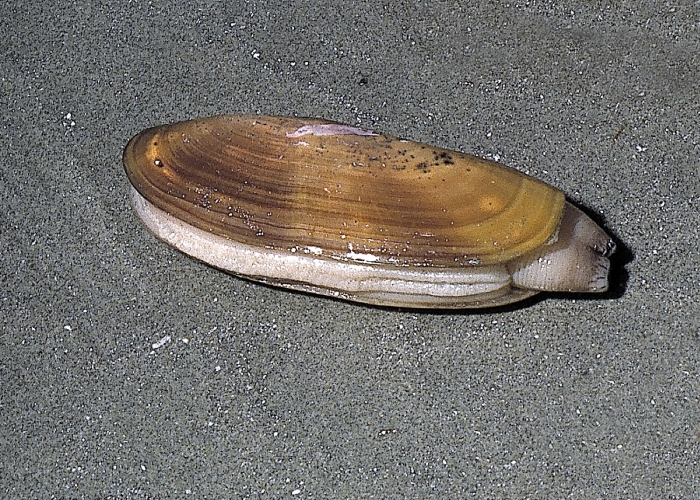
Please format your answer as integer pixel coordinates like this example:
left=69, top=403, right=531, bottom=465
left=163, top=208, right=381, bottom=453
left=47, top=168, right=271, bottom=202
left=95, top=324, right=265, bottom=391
left=123, top=115, right=565, bottom=268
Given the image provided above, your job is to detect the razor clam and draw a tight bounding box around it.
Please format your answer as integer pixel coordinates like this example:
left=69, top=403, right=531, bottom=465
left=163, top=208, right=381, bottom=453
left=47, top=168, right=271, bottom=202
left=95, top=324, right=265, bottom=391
left=123, top=115, right=615, bottom=308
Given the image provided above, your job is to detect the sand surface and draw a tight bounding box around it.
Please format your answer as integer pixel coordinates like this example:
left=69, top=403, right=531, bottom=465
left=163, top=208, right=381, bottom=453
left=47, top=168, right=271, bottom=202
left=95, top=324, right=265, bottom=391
left=1, top=2, right=698, bottom=497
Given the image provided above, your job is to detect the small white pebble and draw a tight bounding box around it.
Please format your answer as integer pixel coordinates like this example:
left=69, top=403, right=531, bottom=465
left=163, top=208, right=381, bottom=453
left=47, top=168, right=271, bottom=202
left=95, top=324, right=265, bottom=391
left=152, top=335, right=171, bottom=349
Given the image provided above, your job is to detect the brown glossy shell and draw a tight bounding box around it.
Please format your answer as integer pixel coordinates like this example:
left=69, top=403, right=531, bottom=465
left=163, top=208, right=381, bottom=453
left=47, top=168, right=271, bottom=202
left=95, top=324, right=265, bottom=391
left=123, top=115, right=566, bottom=268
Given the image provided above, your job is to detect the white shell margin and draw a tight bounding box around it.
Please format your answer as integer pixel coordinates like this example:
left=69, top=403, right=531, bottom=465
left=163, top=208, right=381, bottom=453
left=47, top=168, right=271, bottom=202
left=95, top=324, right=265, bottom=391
left=129, top=186, right=536, bottom=308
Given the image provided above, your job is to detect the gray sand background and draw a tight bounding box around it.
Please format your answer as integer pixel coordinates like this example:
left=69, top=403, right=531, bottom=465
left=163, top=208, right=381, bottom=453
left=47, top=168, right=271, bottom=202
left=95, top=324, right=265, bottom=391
left=2, top=1, right=699, bottom=497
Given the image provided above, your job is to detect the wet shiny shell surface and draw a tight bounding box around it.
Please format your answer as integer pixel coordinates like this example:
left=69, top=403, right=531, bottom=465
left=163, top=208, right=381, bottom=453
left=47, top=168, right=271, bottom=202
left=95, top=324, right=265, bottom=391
left=124, top=115, right=566, bottom=269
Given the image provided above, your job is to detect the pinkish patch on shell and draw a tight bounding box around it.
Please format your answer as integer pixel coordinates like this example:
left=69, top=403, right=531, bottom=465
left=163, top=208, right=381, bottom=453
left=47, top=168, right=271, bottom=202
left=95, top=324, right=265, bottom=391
left=286, top=123, right=377, bottom=138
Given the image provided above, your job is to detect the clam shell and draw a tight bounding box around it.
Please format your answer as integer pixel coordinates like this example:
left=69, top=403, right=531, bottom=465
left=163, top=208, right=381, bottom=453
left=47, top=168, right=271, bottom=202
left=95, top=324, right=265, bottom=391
left=124, top=115, right=615, bottom=308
